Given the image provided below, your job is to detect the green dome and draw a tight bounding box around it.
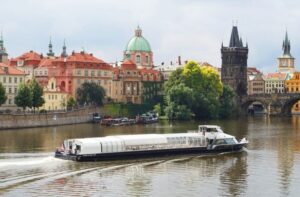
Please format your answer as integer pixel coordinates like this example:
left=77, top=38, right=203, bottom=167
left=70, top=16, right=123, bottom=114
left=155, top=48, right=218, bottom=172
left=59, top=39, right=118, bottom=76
left=125, top=26, right=151, bottom=52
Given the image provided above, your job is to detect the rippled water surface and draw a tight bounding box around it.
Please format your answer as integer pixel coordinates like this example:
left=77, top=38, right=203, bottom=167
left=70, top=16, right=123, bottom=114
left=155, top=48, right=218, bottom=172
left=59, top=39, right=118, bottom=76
left=1, top=116, right=300, bottom=196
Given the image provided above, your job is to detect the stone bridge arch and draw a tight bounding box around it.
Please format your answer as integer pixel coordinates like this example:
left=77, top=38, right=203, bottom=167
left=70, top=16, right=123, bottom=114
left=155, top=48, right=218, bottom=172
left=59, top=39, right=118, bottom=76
left=281, top=95, right=300, bottom=116
left=241, top=98, right=270, bottom=115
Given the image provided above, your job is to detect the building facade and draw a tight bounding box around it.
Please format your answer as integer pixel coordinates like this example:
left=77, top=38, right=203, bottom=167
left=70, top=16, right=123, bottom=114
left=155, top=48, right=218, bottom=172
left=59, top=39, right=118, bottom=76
left=0, top=63, right=25, bottom=110
left=264, top=73, right=287, bottom=94
left=221, top=26, right=248, bottom=98
left=40, top=77, right=68, bottom=111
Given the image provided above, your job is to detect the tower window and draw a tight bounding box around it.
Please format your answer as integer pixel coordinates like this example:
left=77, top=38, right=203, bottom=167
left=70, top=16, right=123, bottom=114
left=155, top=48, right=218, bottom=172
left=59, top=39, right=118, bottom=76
left=136, top=55, right=141, bottom=63
left=145, top=56, right=149, bottom=63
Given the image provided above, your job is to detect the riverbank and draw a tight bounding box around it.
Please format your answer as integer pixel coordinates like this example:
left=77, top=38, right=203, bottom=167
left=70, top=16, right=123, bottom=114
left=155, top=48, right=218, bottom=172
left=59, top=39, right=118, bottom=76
left=0, top=107, right=98, bottom=129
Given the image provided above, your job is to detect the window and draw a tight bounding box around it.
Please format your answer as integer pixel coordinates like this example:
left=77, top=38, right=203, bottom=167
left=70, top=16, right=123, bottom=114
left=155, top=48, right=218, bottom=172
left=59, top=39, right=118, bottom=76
left=3, top=77, right=6, bottom=83
left=14, top=88, right=17, bottom=93
left=91, top=70, right=95, bottom=77
left=145, top=56, right=149, bottom=63
left=51, top=83, right=54, bottom=90
left=84, top=70, right=88, bottom=76
left=20, top=78, right=23, bottom=83
left=136, top=55, right=141, bottom=63
left=8, top=88, right=11, bottom=94
left=14, top=77, right=17, bottom=83
left=9, top=77, right=11, bottom=83
left=98, top=71, right=101, bottom=76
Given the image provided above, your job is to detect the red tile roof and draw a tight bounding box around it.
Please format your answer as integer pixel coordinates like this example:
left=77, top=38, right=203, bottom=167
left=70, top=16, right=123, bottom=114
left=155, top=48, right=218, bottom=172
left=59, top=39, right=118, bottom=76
left=12, top=50, right=42, bottom=61
left=0, top=63, right=25, bottom=75
left=264, top=73, right=286, bottom=80
left=121, top=60, right=137, bottom=70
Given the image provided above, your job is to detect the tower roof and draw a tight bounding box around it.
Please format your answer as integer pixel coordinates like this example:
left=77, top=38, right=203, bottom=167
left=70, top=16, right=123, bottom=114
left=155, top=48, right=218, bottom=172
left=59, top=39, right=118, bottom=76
left=229, top=26, right=244, bottom=47
left=282, top=31, right=292, bottom=57
left=125, top=26, right=151, bottom=52
left=0, top=32, right=8, bottom=55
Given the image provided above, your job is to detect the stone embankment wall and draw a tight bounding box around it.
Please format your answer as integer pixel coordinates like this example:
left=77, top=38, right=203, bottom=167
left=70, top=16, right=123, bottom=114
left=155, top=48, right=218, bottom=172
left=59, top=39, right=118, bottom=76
left=0, top=107, right=98, bottom=129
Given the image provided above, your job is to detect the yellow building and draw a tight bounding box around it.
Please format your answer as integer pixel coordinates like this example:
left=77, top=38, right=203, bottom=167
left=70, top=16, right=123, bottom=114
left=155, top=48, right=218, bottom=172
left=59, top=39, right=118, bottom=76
left=41, top=77, right=68, bottom=111
left=0, top=63, right=26, bottom=110
left=285, top=72, right=300, bottom=113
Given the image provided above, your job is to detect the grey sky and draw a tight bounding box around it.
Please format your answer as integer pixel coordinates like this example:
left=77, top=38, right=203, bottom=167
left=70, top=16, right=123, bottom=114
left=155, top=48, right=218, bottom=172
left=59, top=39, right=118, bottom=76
left=1, top=0, right=300, bottom=73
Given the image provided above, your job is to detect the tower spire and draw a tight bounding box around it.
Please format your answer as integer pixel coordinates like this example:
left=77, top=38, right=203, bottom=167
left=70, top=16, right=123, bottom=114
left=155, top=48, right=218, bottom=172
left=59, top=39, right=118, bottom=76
left=282, top=31, right=291, bottom=56
left=61, top=39, right=67, bottom=57
left=229, top=26, right=243, bottom=47
left=47, top=36, right=55, bottom=57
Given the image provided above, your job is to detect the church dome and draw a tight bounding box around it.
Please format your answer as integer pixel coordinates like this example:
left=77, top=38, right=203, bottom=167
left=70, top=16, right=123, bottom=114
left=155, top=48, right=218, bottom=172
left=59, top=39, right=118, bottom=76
left=125, top=26, right=151, bottom=52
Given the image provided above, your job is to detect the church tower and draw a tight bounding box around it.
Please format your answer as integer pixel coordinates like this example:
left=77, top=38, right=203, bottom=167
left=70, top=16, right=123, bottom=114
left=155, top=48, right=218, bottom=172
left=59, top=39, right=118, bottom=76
left=0, top=32, right=8, bottom=63
left=47, top=37, right=55, bottom=57
left=221, top=26, right=248, bottom=98
left=277, top=31, right=295, bottom=73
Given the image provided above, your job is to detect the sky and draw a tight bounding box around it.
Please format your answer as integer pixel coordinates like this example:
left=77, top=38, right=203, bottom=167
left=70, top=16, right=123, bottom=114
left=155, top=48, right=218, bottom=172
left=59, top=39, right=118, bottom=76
left=1, top=0, right=300, bottom=73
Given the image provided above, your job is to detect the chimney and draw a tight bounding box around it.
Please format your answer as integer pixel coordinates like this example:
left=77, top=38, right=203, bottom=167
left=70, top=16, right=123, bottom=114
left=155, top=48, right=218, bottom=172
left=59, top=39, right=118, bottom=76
left=178, top=56, right=181, bottom=65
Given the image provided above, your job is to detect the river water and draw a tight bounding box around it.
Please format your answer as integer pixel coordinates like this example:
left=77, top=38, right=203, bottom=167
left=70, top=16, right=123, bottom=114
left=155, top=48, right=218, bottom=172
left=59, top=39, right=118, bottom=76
left=0, top=116, right=300, bottom=196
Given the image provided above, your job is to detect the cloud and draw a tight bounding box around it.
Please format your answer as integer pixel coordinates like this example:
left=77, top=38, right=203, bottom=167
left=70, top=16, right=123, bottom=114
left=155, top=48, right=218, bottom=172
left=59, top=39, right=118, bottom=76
left=1, top=0, right=300, bottom=72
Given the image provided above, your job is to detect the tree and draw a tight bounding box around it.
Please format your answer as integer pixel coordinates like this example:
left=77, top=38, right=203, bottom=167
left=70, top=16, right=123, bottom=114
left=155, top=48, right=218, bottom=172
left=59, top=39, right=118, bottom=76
left=15, top=83, right=32, bottom=112
left=164, top=61, right=224, bottom=120
left=30, top=79, right=45, bottom=112
left=0, top=82, right=7, bottom=106
left=76, top=82, right=106, bottom=106
left=67, top=96, right=76, bottom=109
left=219, top=85, right=236, bottom=118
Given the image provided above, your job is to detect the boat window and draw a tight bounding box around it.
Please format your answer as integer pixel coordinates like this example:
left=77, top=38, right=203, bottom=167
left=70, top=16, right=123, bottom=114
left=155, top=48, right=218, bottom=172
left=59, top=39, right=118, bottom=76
left=224, top=138, right=236, bottom=145
left=215, top=139, right=226, bottom=145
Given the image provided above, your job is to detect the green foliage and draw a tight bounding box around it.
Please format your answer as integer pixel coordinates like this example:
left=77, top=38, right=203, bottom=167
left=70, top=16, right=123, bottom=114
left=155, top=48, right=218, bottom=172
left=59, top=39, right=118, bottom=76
left=153, top=103, right=162, bottom=116
left=219, top=85, right=236, bottom=118
left=30, top=79, right=45, bottom=112
left=15, top=83, right=32, bottom=111
left=0, top=82, right=7, bottom=106
left=76, top=82, right=106, bottom=106
left=67, top=96, right=76, bottom=108
left=164, top=61, right=224, bottom=120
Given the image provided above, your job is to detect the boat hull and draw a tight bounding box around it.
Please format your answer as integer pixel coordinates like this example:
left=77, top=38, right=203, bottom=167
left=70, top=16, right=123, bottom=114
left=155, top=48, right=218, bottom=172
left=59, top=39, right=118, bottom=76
left=55, top=143, right=246, bottom=162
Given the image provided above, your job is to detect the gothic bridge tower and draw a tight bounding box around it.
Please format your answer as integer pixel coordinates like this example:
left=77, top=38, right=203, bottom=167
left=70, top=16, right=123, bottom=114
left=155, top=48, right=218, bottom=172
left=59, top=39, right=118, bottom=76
left=221, top=26, right=248, bottom=99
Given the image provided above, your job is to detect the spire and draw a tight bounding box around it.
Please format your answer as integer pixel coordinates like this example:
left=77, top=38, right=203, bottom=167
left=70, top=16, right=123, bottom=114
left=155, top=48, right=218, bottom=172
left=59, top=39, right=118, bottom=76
left=229, top=26, right=243, bottom=47
left=47, top=37, right=55, bottom=57
left=0, top=31, right=7, bottom=55
left=61, top=39, right=67, bottom=57
left=282, top=31, right=291, bottom=56
left=135, top=25, right=142, bottom=37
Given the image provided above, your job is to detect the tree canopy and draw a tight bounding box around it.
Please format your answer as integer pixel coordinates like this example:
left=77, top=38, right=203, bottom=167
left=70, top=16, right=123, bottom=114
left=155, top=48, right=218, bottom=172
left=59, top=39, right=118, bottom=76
left=30, top=79, right=45, bottom=112
left=164, top=61, right=235, bottom=120
left=0, top=82, right=7, bottom=106
left=76, top=82, right=106, bottom=106
left=15, top=83, right=32, bottom=111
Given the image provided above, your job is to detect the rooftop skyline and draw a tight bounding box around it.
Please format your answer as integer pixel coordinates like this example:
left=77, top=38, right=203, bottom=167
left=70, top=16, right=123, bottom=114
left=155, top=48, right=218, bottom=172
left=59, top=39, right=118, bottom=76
left=1, top=0, right=300, bottom=73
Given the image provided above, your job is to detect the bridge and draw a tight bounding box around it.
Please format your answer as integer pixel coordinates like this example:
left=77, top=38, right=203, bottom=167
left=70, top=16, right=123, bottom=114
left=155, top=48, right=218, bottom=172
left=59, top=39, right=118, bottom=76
left=240, top=93, right=300, bottom=115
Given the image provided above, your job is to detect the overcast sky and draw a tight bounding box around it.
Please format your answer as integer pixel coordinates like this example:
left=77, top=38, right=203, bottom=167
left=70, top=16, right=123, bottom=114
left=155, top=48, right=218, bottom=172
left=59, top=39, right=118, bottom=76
left=1, top=0, right=300, bottom=73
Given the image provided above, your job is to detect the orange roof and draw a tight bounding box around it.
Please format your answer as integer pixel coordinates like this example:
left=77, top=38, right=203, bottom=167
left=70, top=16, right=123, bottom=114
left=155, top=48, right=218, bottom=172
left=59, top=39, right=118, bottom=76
left=66, top=51, right=106, bottom=63
left=38, top=58, right=53, bottom=68
left=0, top=63, right=25, bottom=75
left=12, top=50, right=42, bottom=61
left=121, top=60, right=137, bottom=70
left=140, top=68, right=161, bottom=75
left=264, top=73, right=287, bottom=80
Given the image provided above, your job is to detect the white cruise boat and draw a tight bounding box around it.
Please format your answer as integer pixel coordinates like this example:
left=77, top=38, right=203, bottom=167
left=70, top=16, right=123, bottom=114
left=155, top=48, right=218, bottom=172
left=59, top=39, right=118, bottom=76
left=55, top=125, right=248, bottom=162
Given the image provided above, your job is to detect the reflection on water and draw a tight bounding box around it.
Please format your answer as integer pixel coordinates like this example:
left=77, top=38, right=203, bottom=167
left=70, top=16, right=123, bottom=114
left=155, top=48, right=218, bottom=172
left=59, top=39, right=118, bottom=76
left=0, top=116, right=300, bottom=196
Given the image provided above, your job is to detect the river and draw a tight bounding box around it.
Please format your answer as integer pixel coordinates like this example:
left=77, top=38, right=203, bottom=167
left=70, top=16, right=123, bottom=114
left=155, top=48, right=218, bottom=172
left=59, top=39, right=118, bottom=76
left=0, top=116, right=300, bottom=196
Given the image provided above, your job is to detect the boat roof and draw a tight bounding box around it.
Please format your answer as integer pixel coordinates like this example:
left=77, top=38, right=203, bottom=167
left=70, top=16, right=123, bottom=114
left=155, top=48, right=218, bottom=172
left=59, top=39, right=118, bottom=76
left=198, top=125, right=221, bottom=128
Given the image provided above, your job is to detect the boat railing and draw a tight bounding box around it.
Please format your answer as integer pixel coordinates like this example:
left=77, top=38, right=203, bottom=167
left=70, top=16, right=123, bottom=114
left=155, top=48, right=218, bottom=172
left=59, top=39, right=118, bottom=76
left=125, top=141, right=207, bottom=151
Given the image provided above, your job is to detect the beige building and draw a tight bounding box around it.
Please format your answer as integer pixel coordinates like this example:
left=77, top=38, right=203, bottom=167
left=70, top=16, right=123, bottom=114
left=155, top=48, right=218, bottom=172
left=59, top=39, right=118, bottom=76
left=0, top=63, right=26, bottom=110
left=248, top=74, right=265, bottom=95
left=264, top=73, right=287, bottom=94
left=111, top=60, right=163, bottom=104
left=40, top=77, right=68, bottom=111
